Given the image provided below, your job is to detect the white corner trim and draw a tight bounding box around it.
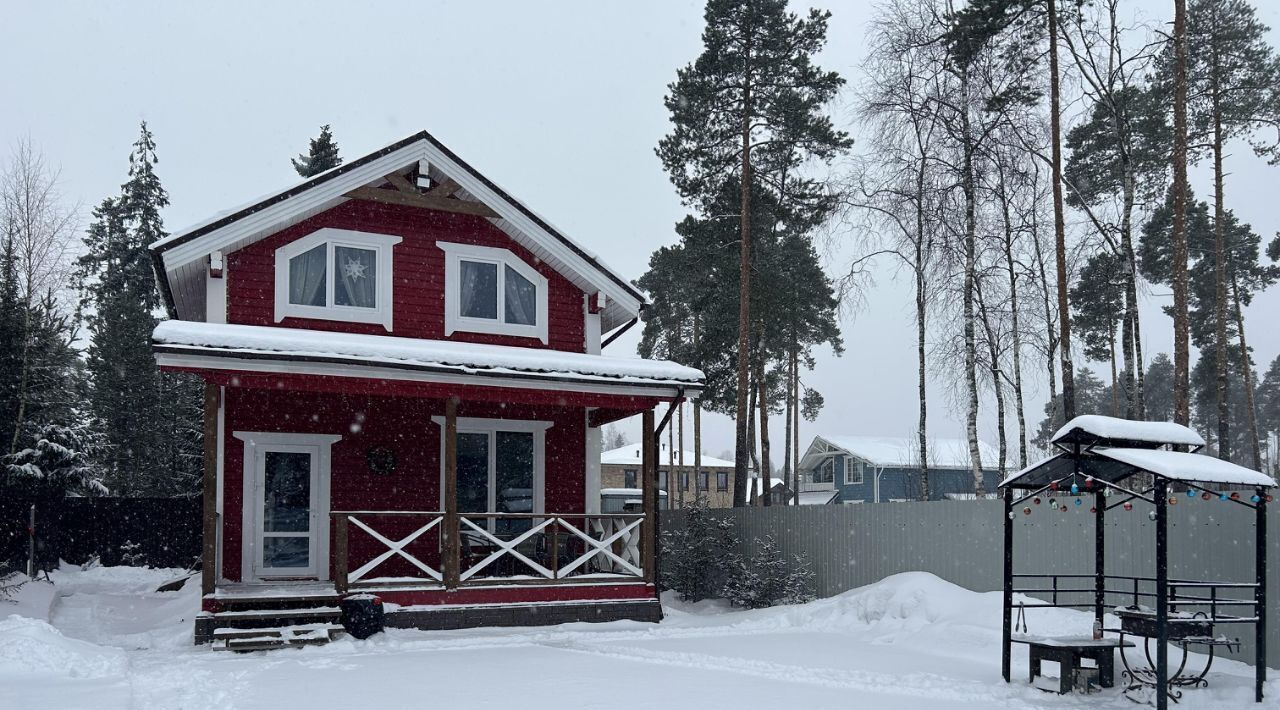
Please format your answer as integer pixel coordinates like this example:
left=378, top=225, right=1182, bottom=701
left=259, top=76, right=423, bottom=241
left=273, top=228, right=402, bottom=331
left=429, top=417, right=551, bottom=517
left=437, top=241, right=549, bottom=344
left=233, top=431, right=342, bottom=582
left=206, top=256, right=227, bottom=325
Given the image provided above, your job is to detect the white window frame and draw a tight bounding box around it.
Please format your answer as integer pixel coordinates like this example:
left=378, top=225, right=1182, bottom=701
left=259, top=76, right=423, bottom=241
left=816, top=457, right=835, bottom=484
left=846, top=459, right=865, bottom=485
left=438, top=241, right=549, bottom=343
left=234, top=431, right=341, bottom=582
left=431, top=417, right=552, bottom=522
left=274, top=228, right=402, bottom=330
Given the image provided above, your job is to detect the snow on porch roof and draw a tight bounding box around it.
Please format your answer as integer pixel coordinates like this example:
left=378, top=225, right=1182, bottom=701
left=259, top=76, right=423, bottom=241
left=151, top=321, right=704, bottom=392
left=1050, top=414, right=1205, bottom=450
left=1000, top=448, right=1275, bottom=489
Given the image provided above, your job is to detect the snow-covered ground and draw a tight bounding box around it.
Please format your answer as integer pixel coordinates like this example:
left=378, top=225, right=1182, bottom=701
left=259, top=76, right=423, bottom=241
left=1, top=565, right=1275, bottom=709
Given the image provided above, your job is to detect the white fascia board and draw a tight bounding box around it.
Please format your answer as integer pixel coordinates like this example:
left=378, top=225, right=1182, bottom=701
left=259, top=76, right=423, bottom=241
left=414, top=140, right=643, bottom=318
left=154, top=351, right=696, bottom=400
left=160, top=143, right=431, bottom=272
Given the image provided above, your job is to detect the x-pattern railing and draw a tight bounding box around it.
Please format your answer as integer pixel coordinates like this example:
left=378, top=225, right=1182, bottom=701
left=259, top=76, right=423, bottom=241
left=332, top=511, right=646, bottom=591
left=347, top=513, right=443, bottom=584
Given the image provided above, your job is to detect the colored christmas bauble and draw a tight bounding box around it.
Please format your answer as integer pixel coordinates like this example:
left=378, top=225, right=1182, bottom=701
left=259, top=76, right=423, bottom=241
left=1023, top=507, right=1032, bottom=516
left=1074, top=498, right=1083, bottom=506
left=1169, top=497, right=1177, bottom=505
left=1060, top=506, right=1069, bottom=512
left=1070, top=483, right=1080, bottom=494
left=1008, top=511, right=1017, bottom=520
left=1049, top=499, right=1057, bottom=508
left=1123, top=502, right=1133, bottom=511
left=1203, top=492, right=1213, bottom=500
left=1220, top=494, right=1229, bottom=501
left=1034, top=497, right=1041, bottom=505
left=1187, top=490, right=1196, bottom=498
left=1050, top=482, right=1058, bottom=491
left=1251, top=495, right=1261, bottom=503
left=1089, top=507, right=1097, bottom=514
left=1148, top=511, right=1158, bottom=521
left=1230, top=492, right=1240, bottom=500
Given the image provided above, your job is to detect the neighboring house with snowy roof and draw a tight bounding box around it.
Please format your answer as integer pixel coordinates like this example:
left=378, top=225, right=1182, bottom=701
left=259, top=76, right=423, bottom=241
left=797, top=435, right=1001, bottom=504
left=600, top=443, right=745, bottom=508
left=149, top=129, right=704, bottom=647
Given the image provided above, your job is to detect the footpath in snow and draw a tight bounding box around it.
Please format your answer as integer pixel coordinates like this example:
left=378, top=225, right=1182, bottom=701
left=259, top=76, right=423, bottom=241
left=1, top=565, right=1276, bottom=710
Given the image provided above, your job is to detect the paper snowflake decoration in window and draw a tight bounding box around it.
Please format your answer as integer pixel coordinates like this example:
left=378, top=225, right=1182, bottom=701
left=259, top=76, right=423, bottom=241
left=342, top=257, right=368, bottom=280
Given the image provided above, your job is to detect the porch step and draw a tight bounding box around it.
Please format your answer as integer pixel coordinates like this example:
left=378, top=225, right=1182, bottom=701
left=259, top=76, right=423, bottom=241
left=212, top=606, right=341, bottom=623
left=212, top=623, right=346, bottom=652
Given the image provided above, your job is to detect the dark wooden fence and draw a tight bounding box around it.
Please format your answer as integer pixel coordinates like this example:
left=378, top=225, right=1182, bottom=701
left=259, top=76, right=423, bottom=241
left=0, top=497, right=202, bottom=573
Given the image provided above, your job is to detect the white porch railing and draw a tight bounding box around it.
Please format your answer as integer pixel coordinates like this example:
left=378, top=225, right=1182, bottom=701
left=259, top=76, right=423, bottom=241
left=332, top=511, right=646, bottom=592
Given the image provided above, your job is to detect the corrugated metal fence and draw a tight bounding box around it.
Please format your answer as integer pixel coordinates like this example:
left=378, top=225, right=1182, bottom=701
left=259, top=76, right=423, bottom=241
left=661, top=500, right=1278, bottom=668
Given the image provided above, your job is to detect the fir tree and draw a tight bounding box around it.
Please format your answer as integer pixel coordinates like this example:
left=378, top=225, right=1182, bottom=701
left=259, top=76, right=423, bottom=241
left=1070, top=251, right=1126, bottom=413
left=4, top=422, right=106, bottom=499
left=1144, top=354, right=1177, bottom=423
left=659, top=497, right=740, bottom=602
left=76, top=123, right=202, bottom=496
left=292, top=125, right=343, bottom=178
left=723, top=535, right=815, bottom=608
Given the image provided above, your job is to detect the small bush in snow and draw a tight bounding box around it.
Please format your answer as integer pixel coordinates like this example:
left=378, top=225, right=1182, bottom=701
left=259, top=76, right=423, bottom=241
left=660, top=497, right=740, bottom=602
left=0, top=570, right=25, bottom=601
left=118, top=541, right=146, bottom=567
left=723, top=535, right=816, bottom=609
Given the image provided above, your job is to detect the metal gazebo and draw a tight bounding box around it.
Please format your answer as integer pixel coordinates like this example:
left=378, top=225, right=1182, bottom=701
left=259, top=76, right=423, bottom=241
left=999, top=415, right=1274, bottom=708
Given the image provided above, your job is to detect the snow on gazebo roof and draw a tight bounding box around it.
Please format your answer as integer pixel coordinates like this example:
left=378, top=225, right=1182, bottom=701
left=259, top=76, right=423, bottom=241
left=152, top=321, right=704, bottom=392
left=1001, top=448, right=1275, bottom=489
left=1050, top=414, right=1205, bottom=450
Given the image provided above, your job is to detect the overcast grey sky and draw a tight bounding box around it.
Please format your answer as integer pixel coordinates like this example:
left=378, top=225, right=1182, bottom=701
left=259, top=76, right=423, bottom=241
left=3, top=1, right=1279, bottom=462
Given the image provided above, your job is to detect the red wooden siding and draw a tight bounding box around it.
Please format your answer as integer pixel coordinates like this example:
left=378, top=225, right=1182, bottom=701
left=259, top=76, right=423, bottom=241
left=226, top=200, right=586, bottom=351
left=220, top=387, right=586, bottom=582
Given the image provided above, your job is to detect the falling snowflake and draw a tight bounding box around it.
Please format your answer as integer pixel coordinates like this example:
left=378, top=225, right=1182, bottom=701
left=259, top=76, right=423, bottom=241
left=343, top=257, right=368, bottom=280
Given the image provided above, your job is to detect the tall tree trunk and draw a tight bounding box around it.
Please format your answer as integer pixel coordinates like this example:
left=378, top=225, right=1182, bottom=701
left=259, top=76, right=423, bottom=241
left=1171, top=0, right=1192, bottom=428
left=693, top=313, right=703, bottom=500
left=748, top=369, right=760, bottom=475
left=1232, top=277, right=1263, bottom=470
left=1211, top=68, right=1230, bottom=460
left=960, top=71, right=984, bottom=496
left=977, top=280, right=1007, bottom=477
left=1120, top=158, right=1140, bottom=419
left=915, top=154, right=930, bottom=499
left=733, top=75, right=754, bottom=507
left=1109, top=321, right=1119, bottom=416
left=783, top=346, right=793, bottom=505
left=1048, top=0, right=1076, bottom=421
left=757, top=354, right=772, bottom=506
left=792, top=349, right=801, bottom=505
left=998, top=169, right=1028, bottom=468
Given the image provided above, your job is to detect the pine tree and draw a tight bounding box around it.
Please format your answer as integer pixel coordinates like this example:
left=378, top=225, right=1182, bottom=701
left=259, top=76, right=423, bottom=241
left=723, top=535, right=815, bottom=608
left=77, top=123, right=203, bottom=496
left=657, top=0, right=849, bottom=506
left=1144, top=354, right=1177, bottom=423
left=1070, top=252, right=1127, bottom=414
left=659, top=497, right=740, bottom=601
left=292, top=125, right=343, bottom=178
left=1157, top=0, right=1280, bottom=459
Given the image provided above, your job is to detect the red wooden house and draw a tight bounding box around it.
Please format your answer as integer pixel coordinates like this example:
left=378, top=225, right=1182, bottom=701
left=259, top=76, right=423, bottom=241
left=149, top=130, right=702, bottom=647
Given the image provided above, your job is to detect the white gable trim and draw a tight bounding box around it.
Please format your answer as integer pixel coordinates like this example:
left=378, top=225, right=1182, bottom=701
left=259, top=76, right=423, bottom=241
left=155, top=132, right=644, bottom=325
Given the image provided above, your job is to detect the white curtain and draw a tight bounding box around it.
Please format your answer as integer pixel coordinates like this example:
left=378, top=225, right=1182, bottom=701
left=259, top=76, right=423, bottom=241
left=335, top=246, right=376, bottom=308
left=503, top=265, right=536, bottom=325
left=288, top=244, right=327, bottom=306
left=460, top=260, right=497, bottom=319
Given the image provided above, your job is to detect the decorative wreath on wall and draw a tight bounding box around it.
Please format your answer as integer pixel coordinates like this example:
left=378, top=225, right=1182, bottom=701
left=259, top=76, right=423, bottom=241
left=366, top=446, right=397, bottom=475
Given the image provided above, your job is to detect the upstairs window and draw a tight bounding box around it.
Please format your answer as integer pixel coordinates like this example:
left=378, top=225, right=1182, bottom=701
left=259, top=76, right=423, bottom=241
left=439, top=242, right=549, bottom=343
left=274, top=228, right=400, bottom=330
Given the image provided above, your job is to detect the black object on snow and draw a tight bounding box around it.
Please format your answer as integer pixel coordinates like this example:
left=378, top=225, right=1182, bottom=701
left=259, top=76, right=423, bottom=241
left=340, top=594, right=384, bottom=639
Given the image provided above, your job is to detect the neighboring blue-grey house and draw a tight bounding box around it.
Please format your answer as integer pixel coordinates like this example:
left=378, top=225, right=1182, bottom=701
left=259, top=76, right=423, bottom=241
left=797, top=435, right=1003, bottom=503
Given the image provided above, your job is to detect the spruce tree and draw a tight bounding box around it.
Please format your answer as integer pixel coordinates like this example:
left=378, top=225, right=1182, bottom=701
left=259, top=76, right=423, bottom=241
left=657, top=0, right=849, bottom=506
left=292, top=125, right=343, bottom=178
left=77, top=123, right=202, bottom=496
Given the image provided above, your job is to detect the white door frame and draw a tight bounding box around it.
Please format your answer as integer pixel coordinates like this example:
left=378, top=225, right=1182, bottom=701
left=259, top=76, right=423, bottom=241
left=431, top=417, right=551, bottom=518
left=234, top=431, right=341, bottom=582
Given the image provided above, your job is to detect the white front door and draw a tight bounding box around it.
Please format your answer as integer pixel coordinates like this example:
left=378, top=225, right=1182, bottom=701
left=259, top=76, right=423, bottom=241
left=252, top=444, right=321, bottom=579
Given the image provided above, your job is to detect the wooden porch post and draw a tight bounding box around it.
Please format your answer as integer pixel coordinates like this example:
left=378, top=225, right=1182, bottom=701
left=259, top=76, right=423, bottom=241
left=200, top=383, right=220, bottom=598
left=641, top=408, right=657, bottom=585
left=443, top=397, right=460, bottom=589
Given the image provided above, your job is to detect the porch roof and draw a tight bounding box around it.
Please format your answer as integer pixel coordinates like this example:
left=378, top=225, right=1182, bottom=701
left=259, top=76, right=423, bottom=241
left=152, top=321, right=704, bottom=397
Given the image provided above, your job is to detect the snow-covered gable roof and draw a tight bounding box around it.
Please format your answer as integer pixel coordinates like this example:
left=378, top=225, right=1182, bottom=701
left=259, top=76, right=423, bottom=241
left=1001, top=448, right=1275, bottom=489
left=600, top=443, right=735, bottom=469
left=150, top=129, right=646, bottom=332
left=152, top=321, right=702, bottom=395
left=809, top=435, right=1000, bottom=471
left=1051, top=415, right=1205, bottom=450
